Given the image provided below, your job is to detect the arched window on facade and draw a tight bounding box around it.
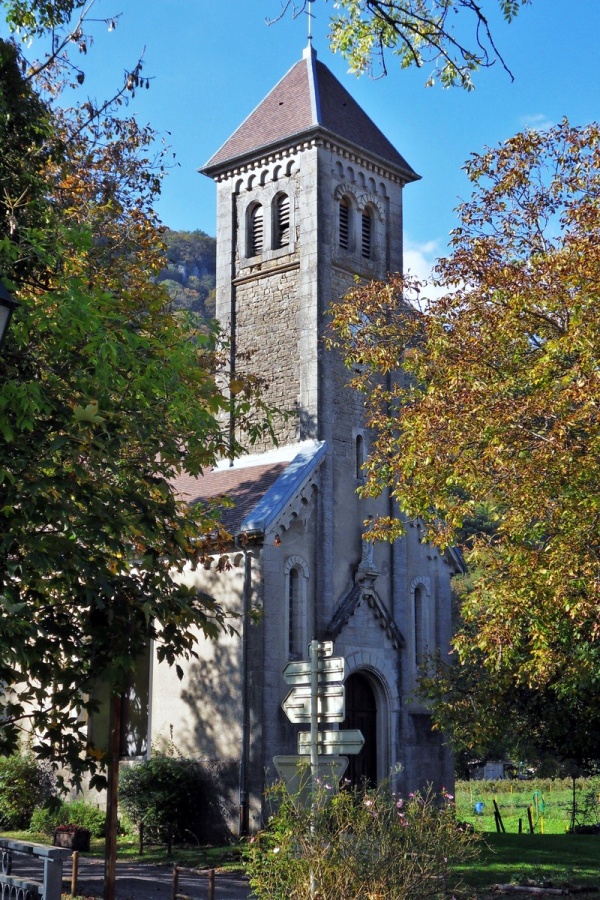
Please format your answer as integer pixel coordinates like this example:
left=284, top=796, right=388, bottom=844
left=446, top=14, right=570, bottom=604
left=248, top=203, right=263, bottom=256
left=355, top=434, right=365, bottom=481
left=274, top=193, right=290, bottom=249
left=414, top=583, right=427, bottom=669
left=288, top=567, right=300, bottom=655
left=286, top=557, right=308, bottom=658
left=339, top=196, right=351, bottom=250
left=361, top=207, right=373, bottom=259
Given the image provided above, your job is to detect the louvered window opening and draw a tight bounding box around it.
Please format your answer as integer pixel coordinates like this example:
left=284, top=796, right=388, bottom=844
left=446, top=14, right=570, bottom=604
left=339, top=198, right=350, bottom=250
left=275, top=194, right=290, bottom=248
left=250, top=204, right=263, bottom=256
left=361, top=209, right=372, bottom=259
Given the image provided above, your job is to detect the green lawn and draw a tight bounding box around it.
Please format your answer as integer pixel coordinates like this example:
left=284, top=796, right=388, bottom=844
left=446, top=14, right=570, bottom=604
left=459, top=832, right=600, bottom=893
left=454, top=779, right=600, bottom=893
left=455, top=778, right=597, bottom=835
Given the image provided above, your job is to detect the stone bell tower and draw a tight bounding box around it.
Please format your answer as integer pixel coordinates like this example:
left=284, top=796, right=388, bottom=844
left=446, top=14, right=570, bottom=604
left=198, top=45, right=456, bottom=802
left=201, top=43, right=418, bottom=448
left=201, top=41, right=422, bottom=623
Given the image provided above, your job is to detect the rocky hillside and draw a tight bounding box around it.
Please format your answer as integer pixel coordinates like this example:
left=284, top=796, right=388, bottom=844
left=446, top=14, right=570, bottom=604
left=158, top=229, right=216, bottom=319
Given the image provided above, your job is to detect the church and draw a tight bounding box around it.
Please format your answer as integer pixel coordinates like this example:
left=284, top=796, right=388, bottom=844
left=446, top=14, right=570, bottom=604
left=148, top=42, right=461, bottom=835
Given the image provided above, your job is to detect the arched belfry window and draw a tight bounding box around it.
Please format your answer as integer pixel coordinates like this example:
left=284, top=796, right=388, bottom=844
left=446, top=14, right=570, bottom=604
left=248, top=203, right=263, bottom=256
left=361, top=207, right=373, bottom=259
left=339, top=196, right=351, bottom=250
left=285, top=556, right=309, bottom=658
left=274, top=193, right=290, bottom=249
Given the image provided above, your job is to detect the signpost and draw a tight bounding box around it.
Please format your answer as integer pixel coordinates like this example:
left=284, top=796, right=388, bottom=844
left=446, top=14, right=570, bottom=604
left=281, top=684, right=345, bottom=723
left=280, top=640, right=364, bottom=785
left=279, top=640, right=364, bottom=900
left=298, top=728, right=365, bottom=756
left=282, top=656, right=346, bottom=685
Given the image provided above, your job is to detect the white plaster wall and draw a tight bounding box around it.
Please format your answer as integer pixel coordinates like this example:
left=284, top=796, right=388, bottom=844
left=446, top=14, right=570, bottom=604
left=151, top=556, right=249, bottom=759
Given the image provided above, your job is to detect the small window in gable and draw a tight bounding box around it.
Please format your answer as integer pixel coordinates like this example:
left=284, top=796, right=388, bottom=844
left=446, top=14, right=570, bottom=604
left=361, top=208, right=372, bottom=259
left=339, top=197, right=350, bottom=250
left=248, top=203, right=263, bottom=256
left=274, top=193, right=290, bottom=249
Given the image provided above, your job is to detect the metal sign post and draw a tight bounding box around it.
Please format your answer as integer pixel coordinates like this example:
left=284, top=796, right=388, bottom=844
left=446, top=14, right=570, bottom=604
left=279, top=641, right=365, bottom=900
left=309, top=640, right=320, bottom=801
left=309, top=640, right=319, bottom=900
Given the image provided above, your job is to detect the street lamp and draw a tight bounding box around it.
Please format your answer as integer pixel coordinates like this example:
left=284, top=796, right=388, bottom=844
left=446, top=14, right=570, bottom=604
left=0, top=282, right=18, bottom=350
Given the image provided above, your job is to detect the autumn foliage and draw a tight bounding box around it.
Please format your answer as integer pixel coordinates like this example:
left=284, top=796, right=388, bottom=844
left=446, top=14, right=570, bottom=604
left=330, top=120, right=600, bottom=761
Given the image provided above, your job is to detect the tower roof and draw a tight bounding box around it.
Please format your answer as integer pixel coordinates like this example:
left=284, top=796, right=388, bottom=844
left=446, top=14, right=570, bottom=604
left=202, top=46, right=418, bottom=181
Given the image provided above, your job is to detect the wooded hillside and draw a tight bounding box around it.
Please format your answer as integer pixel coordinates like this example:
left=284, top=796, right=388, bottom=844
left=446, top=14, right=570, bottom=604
left=158, top=229, right=216, bottom=318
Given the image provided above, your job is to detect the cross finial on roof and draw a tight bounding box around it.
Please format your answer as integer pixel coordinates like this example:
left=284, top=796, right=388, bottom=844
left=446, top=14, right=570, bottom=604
left=307, top=0, right=315, bottom=46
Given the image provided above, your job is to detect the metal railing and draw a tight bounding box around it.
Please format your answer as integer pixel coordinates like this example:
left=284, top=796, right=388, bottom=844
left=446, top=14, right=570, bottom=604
left=0, top=839, right=71, bottom=900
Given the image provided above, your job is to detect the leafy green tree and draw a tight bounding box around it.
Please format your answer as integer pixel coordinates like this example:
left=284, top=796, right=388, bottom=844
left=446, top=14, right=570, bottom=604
left=421, top=501, right=600, bottom=773
left=276, top=0, right=531, bottom=88
left=0, top=38, right=56, bottom=283
left=0, top=8, right=273, bottom=793
left=3, top=0, right=86, bottom=38
left=330, top=119, right=600, bottom=758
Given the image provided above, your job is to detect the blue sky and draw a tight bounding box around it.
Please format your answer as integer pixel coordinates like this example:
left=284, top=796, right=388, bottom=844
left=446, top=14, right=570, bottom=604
left=18, top=0, right=600, bottom=279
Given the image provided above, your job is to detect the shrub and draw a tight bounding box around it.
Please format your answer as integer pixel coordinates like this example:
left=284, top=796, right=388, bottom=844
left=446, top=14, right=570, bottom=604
left=29, top=803, right=69, bottom=834
left=30, top=800, right=106, bottom=837
left=0, top=753, right=54, bottom=830
left=119, top=753, right=228, bottom=845
left=244, top=777, right=479, bottom=900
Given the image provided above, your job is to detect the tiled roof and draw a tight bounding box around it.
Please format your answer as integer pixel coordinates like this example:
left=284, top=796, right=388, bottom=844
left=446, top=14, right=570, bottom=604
left=173, top=462, right=290, bottom=536
left=202, top=46, right=418, bottom=180
left=172, top=441, right=327, bottom=539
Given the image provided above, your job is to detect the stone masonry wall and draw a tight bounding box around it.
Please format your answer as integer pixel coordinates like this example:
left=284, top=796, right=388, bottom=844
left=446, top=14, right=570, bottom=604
left=235, top=264, right=301, bottom=450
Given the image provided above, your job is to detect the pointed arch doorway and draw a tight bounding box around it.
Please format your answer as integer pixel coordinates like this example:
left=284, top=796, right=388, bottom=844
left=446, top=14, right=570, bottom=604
left=343, top=672, right=378, bottom=787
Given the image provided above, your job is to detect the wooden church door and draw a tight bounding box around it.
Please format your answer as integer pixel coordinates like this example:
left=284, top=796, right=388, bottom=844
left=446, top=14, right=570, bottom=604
left=343, top=672, right=377, bottom=787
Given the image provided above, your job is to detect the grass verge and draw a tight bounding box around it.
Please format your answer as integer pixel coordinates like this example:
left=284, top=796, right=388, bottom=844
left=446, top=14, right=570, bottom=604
left=459, top=832, right=600, bottom=892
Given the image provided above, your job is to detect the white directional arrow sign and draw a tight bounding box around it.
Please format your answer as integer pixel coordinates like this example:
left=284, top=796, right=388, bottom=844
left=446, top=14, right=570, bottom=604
left=282, top=684, right=345, bottom=723
left=282, top=656, right=346, bottom=686
left=298, top=728, right=365, bottom=756
left=311, top=640, right=333, bottom=657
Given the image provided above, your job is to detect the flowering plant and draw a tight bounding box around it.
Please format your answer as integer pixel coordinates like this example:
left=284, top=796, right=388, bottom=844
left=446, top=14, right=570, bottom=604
left=244, top=775, right=479, bottom=899
left=53, top=824, right=90, bottom=835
